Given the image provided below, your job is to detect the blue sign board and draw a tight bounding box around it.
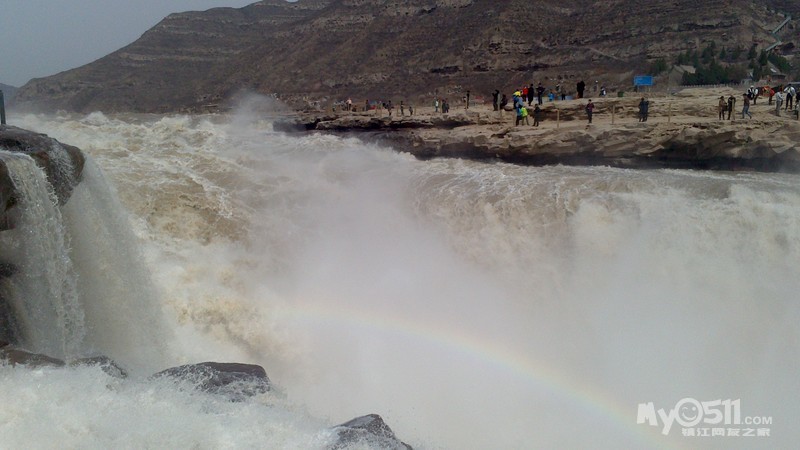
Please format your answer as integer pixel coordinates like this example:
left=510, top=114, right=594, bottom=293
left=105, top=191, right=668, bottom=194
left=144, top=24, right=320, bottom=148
left=634, top=75, right=654, bottom=86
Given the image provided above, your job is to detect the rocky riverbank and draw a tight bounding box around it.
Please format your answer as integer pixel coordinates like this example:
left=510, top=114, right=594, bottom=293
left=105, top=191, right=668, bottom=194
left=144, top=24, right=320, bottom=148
left=277, top=88, right=800, bottom=172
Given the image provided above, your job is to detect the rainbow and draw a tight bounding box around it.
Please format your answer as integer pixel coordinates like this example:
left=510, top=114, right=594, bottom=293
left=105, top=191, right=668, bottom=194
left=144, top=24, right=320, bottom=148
left=283, top=301, right=678, bottom=449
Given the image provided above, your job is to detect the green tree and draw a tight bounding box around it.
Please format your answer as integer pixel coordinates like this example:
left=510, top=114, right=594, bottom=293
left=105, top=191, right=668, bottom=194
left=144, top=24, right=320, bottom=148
left=701, top=42, right=717, bottom=65
left=731, top=45, right=743, bottom=60
left=768, top=53, right=792, bottom=73
left=752, top=64, right=763, bottom=81
left=748, top=44, right=757, bottom=60
left=719, top=47, right=727, bottom=61
left=758, top=50, right=769, bottom=67
left=650, top=58, right=669, bottom=75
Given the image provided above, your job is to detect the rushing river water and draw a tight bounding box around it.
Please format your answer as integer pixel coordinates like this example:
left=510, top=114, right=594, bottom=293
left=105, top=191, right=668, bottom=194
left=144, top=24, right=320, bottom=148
left=2, top=102, right=799, bottom=449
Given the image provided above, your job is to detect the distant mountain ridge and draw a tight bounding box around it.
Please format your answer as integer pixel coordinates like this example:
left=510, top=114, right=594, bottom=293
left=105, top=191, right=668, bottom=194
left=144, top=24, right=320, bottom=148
left=13, top=0, right=800, bottom=113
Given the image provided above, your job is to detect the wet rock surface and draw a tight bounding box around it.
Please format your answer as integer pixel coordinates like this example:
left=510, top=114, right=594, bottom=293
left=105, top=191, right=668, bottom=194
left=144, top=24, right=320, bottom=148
left=151, top=362, right=271, bottom=400
left=330, top=414, right=413, bottom=450
left=0, top=125, right=86, bottom=230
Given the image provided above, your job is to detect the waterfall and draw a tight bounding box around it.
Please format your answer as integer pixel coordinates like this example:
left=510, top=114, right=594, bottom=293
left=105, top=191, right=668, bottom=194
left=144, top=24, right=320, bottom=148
left=0, top=151, right=170, bottom=373
left=0, top=152, right=83, bottom=359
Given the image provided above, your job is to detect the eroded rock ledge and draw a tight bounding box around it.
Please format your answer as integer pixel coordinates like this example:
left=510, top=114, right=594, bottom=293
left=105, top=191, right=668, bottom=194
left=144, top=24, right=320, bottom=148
left=0, top=125, right=86, bottom=229
left=276, top=106, right=800, bottom=172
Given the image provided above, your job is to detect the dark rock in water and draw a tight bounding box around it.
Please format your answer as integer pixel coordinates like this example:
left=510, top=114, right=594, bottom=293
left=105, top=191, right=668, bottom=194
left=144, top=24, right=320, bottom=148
left=273, top=118, right=314, bottom=133
left=0, top=125, right=86, bottom=208
left=0, top=345, right=65, bottom=368
left=152, top=362, right=270, bottom=400
left=71, top=356, right=128, bottom=379
left=330, top=414, right=413, bottom=450
left=0, top=345, right=127, bottom=377
left=0, top=156, right=17, bottom=231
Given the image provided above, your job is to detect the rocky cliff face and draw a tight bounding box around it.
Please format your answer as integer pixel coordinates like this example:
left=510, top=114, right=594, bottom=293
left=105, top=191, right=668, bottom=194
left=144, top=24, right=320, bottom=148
left=13, top=0, right=800, bottom=113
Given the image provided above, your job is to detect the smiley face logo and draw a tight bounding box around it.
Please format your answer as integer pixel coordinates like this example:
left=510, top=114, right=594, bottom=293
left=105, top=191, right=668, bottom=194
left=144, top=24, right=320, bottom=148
left=675, top=398, right=703, bottom=427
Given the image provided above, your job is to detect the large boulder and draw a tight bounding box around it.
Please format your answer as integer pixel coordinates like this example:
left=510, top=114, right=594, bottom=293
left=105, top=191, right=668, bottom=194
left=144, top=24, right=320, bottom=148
left=330, top=414, right=413, bottom=450
left=0, top=125, right=85, bottom=204
left=0, top=342, right=127, bottom=379
left=151, top=362, right=271, bottom=400
left=0, top=153, right=16, bottom=231
left=0, top=343, right=65, bottom=368
left=71, top=355, right=128, bottom=379
left=0, top=125, right=86, bottom=233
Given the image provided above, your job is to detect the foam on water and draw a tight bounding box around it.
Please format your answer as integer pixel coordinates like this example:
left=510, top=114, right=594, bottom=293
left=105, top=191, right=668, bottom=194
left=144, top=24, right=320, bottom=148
left=0, top=364, right=329, bottom=449
left=0, top=153, right=83, bottom=359
left=9, top=107, right=800, bottom=449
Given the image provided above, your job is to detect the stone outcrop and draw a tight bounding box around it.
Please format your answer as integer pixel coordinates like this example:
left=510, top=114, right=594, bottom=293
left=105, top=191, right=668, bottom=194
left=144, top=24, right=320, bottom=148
left=279, top=89, right=800, bottom=172
left=330, top=414, right=413, bottom=450
left=71, top=356, right=128, bottom=379
left=0, top=125, right=86, bottom=207
left=0, top=125, right=85, bottom=230
left=0, top=343, right=128, bottom=378
left=0, top=343, right=66, bottom=368
left=151, top=362, right=271, bottom=400
left=12, top=0, right=799, bottom=113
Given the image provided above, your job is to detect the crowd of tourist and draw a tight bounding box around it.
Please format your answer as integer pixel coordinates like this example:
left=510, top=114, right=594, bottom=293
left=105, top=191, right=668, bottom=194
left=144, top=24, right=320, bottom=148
left=339, top=79, right=799, bottom=125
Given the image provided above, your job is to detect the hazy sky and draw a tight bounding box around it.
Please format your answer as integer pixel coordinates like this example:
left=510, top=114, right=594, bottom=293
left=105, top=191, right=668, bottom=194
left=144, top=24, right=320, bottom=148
left=0, top=1, right=263, bottom=87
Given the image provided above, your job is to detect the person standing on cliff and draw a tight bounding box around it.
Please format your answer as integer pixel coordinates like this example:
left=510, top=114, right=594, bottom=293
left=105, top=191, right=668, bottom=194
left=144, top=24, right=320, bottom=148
left=638, top=97, right=650, bottom=122
left=492, top=90, right=500, bottom=111
left=466, top=90, right=470, bottom=109
left=527, top=83, right=535, bottom=106
left=577, top=80, right=586, bottom=99
left=434, top=98, right=439, bottom=113
left=400, top=101, right=405, bottom=117
left=727, top=95, right=736, bottom=120
left=742, top=94, right=752, bottom=119
left=585, top=99, right=595, bottom=124
left=514, top=95, right=524, bottom=127
left=500, top=93, right=509, bottom=111
left=639, top=97, right=648, bottom=122
left=536, top=82, right=545, bottom=105
left=785, top=85, right=795, bottom=111
left=718, top=96, right=726, bottom=120
left=533, top=104, right=542, bottom=127
left=747, top=86, right=758, bottom=105
left=775, top=91, right=783, bottom=116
